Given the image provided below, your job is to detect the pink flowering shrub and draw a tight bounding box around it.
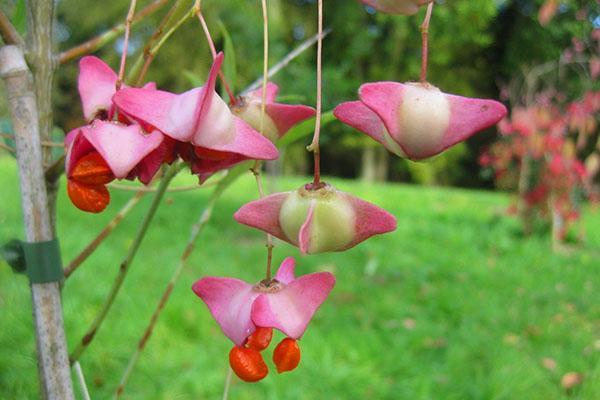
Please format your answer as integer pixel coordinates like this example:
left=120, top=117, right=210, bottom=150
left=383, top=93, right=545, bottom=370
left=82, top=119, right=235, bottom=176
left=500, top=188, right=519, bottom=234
left=479, top=92, right=600, bottom=240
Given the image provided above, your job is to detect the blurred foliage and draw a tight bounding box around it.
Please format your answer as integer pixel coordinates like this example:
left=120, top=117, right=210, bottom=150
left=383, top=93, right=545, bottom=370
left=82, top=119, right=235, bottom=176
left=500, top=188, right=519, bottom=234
left=0, top=0, right=597, bottom=187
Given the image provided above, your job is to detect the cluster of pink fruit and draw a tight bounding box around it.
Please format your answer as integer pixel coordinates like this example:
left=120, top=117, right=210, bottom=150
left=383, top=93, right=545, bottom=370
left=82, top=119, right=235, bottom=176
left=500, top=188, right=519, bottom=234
left=66, top=0, right=506, bottom=383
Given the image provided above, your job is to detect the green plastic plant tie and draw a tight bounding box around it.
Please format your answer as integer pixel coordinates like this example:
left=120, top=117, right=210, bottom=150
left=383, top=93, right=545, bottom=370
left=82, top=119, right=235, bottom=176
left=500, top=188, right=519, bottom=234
left=21, top=239, right=64, bottom=284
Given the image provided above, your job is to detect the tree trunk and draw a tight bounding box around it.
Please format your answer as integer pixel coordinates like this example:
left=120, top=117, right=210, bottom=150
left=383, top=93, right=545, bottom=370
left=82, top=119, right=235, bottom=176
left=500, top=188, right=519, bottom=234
left=0, top=46, right=74, bottom=400
left=26, top=0, right=59, bottom=232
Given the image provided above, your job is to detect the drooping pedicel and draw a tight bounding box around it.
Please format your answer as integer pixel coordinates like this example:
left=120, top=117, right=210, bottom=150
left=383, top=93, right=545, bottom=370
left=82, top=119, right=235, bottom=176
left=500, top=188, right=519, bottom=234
left=334, top=82, right=507, bottom=160
left=234, top=182, right=397, bottom=254
left=192, top=257, right=335, bottom=382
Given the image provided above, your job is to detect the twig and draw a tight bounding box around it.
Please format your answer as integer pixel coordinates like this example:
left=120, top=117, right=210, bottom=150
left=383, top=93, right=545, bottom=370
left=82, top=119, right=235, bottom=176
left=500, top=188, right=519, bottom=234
left=41, top=141, right=64, bottom=148
left=114, top=196, right=216, bottom=398
left=222, top=367, right=233, bottom=400
left=419, top=1, right=434, bottom=83
left=2, top=134, right=66, bottom=148
left=253, top=0, right=275, bottom=281
left=69, top=163, right=182, bottom=364
left=241, top=28, right=332, bottom=95
left=116, top=0, right=138, bottom=88
left=108, top=179, right=222, bottom=192
left=0, top=9, right=24, bottom=46
left=193, top=0, right=236, bottom=104
left=1, top=45, right=74, bottom=399
left=0, top=142, right=15, bottom=152
left=307, top=0, right=324, bottom=186
left=113, top=165, right=246, bottom=398
left=59, top=0, right=169, bottom=64
left=133, top=1, right=179, bottom=85
left=64, top=190, right=146, bottom=278
left=73, top=362, right=91, bottom=400
left=45, top=154, right=66, bottom=183
left=131, top=4, right=194, bottom=85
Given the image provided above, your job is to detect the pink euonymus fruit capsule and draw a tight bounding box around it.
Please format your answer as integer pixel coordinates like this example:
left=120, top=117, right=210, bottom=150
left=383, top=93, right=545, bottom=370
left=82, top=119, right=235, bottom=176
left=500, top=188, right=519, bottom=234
left=334, top=82, right=507, bottom=160
left=273, top=338, right=301, bottom=374
left=231, top=82, right=315, bottom=142
left=234, top=183, right=396, bottom=254
left=229, top=346, right=269, bottom=382
left=360, top=0, right=430, bottom=15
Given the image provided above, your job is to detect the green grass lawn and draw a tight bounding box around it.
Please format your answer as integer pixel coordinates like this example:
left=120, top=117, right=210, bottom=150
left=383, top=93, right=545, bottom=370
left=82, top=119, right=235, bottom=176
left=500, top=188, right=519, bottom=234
left=1, top=155, right=599, bottom=399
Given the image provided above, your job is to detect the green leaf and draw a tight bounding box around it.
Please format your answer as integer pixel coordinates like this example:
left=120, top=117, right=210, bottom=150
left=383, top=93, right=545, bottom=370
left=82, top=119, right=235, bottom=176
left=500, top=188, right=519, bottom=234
left=217, top=20, right=237, bottom=98
left=277, top=111, right=335, bottom=148
left=0, top=240, right=26, bottom=274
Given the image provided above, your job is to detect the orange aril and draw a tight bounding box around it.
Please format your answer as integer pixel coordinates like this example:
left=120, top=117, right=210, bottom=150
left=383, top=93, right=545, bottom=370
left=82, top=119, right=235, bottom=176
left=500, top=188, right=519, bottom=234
left=67, top=179, right=110, bottom=213
left=272, top=338, right=300, bottom=374
left=245, top=327, right=273, bottom=352
left=229, top=346, right=268, bottom=382
left=70, top=152, right=114, bottom=185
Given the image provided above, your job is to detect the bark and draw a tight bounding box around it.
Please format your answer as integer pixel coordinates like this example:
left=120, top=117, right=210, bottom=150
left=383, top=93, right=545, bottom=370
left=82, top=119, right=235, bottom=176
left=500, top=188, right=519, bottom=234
left=26, top=0, right=59, bottom=232
left=0, top=45, right=74, bottom=400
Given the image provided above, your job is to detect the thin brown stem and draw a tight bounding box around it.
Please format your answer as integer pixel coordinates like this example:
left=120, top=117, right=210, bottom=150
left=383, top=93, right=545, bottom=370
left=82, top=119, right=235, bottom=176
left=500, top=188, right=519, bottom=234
left=241, top=28, right=331, bottom=96
left=64, top=190, right=146, bottom=278
left=132, top=1, right=179, bottom=85
left=222, top=367, right=233, bottom=400
left=116, top=0, right=138, bottom=89
left=250, top=163, right=274, bottom=280
left=0, top=9, right=24, bottom=46
left=133, top=6, right=193, bottom=85
left=307, top=0, right=324, bottom=186
left=0, top=142, right=15, bottom=153
left=69, top=163, right=181, bottom=364
left=113, top=164, right=247, bottom=398
left=59, top=0, right=169, bottom=65
left=420, top=1, right=434, bottom=83
left=45, top=154, right=65, bottom=183
left=108, top=180, right=222, bottom=192
left=193, top=0, right=236, bottom=104
left=114, top=196, right=215, bottom=398
left=2, top=131, right=62, bottom=147
left=255, top=0, right=275, bottom=281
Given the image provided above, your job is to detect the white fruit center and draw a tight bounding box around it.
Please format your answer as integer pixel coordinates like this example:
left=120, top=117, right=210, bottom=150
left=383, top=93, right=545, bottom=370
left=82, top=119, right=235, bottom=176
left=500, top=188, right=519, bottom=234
left=234, top=99, right=279, bottom=142
left=398, top=83, right=450, bottom=157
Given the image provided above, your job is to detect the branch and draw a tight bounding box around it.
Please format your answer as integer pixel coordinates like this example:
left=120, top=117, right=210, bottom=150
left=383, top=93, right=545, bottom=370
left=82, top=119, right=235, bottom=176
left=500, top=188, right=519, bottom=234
left=129, top=1, right=194, bottom=85
left=241, top=27, right=332, bottom=95
left=0, top=9, right=24, bottom=46
left=0, top=141, right=15, bottom=153
left=69, top=162, right=183, bottom=364
left=113, top=164, right=248, bottom=398
left=63, top=190, right=146, bottom=278
left=45, top=154, right=65, bottom=182
left=58, top=0, right=170, bottom=65
left=107, top=177, right=224, bottom=192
